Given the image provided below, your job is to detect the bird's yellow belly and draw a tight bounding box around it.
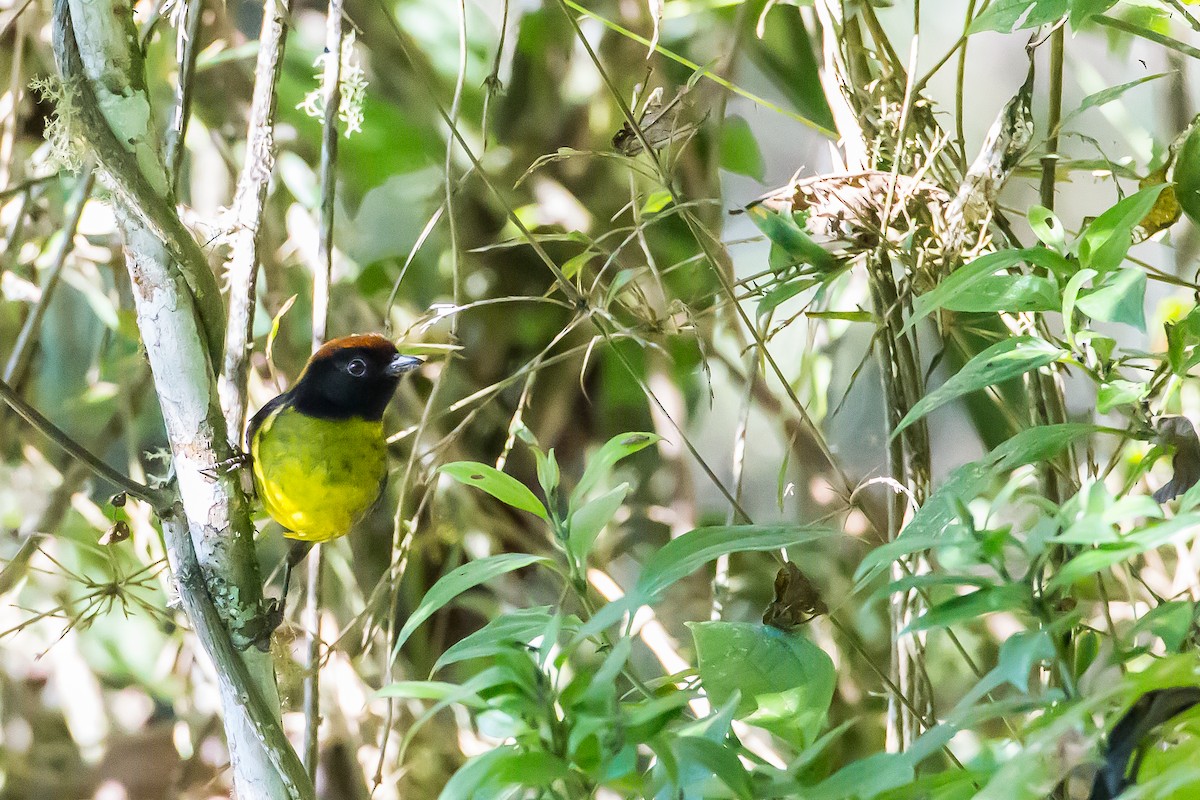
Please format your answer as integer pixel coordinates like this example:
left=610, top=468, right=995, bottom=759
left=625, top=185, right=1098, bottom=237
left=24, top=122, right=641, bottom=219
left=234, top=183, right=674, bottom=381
left=251, top=410, right=388, bottom=542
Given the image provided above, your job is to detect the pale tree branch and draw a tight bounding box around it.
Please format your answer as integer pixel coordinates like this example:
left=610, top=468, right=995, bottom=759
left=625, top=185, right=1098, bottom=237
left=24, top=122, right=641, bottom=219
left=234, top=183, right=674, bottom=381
left=51, top=0, right=314, bottom=795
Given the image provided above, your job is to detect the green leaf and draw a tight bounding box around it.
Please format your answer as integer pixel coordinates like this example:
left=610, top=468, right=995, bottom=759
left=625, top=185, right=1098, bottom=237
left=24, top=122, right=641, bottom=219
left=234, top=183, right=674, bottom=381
left=1078, top=184, right=1167, bottom=272
left=571, top=432, right=660, bottom=511
left=392, top=554, right=550, bottom=659
left=1061, top=72, right=1168, bottom=127
left=689, top=621, right=835, bottom=749
left=855, top=424, right=1104, bottom=584
left=904, top=584, right=1028, bottom=634
left=1048, top=514, right=1200, bottom=590
left=1027, top=205, right=1069, bottom=254
left=1068, top=0, right=1119, bottom=27
left=1076, top=268, right=1147, bottom=329
left=567, top=483, right=628, bottom=565
left=1175, top=118, right=1200, bottom=227
left=894, top=336, right=1065, bottom=437
left=969, top=0, right=1068, bottom=33
left=1129, top=601, right=1195, bottom=652
left=812, top=752, right=915, bottom=800
left=906, top=248, right=1070, bottom=332
left=941, top=274, right=1059, bottom=313
left=440, top=462, right=548, bottom=520
left=672, top=736, right=754, bottom=799
left=641, top=188, right=673, bottom=214
left=437, top=746, right=572, bottom=800
left=1097, top=379, right=1147, bottom=413
left=637, top=525, right=835, bottom=599
left=434, top=608, right=571, bottom=672
left=745, top=204, right=837, bottom=272
left=375, top=680, right=486, bottom=707
left=718, top=115, right=765, bottom=181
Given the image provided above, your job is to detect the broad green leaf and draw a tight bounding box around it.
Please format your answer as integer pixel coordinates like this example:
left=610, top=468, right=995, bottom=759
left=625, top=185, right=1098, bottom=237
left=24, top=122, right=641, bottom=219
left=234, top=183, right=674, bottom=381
left=689, top=621, right=835, bottom=749
left=1068, top=0, right=1119, bottom=27
left=637, top=524, right=835, bottom=599
left=568, top=483, right=628, bottom=565
left=719, top=115, right=765, bottom=181
left=1076, top=268, right=1147, bottom=329
left=969, top=0, right=1068, bottom=33
left=571, top=432, right=660, bottom=511
left=392, top=554, right=550, bottom=659
left=745, top=204, right=837, bottom=272
left=440, top=462, right=548, bottom=520
left=904, top=584, right=1028, bottom=634
left=757, top=276, right=820, bottom=317
left=1078, top=184, right=1167, bottom=272
left=894, top=336, right=1065, bottom=437
left=941, top=274, right=1059, bottom=313
left=906, top=248, right=1070, bottom=332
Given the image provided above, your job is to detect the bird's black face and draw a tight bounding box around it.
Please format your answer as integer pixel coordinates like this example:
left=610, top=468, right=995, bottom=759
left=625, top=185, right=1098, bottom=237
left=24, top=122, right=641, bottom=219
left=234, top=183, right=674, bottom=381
left=289, top=335, right=422, bottom=421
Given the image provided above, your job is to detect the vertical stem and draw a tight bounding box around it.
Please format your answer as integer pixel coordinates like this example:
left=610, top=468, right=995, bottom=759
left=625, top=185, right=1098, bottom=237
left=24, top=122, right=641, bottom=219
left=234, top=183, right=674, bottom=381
left=1039, top=26, right=1064, bottom=212
left=304, top=0, right=345, bottom=781
left=955, top=0, right=978, bottom=170
left=0, top=10, right=27, bottom=187
left=219, top=0, right=292, bottom=440
left=166, top=0, right=205, bottom=192
left=302, top=545, right=324, bottom=779
left=313, top=0, right=344, bottom=350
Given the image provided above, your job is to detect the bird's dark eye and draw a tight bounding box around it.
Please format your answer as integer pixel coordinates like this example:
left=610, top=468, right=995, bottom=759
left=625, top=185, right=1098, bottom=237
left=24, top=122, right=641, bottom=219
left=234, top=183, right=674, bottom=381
left=346, top=358, right=367, bottom=377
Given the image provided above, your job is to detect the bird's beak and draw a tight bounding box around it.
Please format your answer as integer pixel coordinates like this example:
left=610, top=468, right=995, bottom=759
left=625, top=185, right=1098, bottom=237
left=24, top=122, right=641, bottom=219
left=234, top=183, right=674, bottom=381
left=386, top=354, right=423, bottom=377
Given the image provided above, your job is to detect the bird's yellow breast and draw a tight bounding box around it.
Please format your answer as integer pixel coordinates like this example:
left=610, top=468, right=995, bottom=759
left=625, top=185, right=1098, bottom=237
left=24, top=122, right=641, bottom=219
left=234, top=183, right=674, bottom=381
left=250, top=406, right=388, bottom=542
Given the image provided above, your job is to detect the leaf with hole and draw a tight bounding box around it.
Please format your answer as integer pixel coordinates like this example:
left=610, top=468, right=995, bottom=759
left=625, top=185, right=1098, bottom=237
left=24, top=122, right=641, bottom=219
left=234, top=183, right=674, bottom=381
left=440, top=461, right=548, bottom=520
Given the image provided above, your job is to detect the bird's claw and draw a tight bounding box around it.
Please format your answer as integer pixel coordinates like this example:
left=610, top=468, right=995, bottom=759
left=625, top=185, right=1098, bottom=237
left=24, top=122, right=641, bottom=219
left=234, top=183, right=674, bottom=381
left=201, top=451, right=251, bottom=480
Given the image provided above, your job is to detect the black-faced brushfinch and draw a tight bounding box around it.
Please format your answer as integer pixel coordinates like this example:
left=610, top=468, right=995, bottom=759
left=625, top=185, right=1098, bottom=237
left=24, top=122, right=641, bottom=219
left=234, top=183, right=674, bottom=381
left=247, top=333, right=421, bottom=626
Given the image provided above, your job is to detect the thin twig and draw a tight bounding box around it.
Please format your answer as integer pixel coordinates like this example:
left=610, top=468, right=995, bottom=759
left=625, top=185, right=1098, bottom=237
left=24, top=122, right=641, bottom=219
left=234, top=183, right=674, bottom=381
left=4, top=166, right=95, bottom=387
left=0, top=376, right=168, bottom=509
left=166, top=0, right=205, bottom=191
left=1094, top=14, right=1200, bottom=60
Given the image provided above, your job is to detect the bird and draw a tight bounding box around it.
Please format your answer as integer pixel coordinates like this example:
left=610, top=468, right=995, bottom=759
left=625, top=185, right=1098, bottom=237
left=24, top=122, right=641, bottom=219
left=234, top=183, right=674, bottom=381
left=246, top=333, right=422, bottom=630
